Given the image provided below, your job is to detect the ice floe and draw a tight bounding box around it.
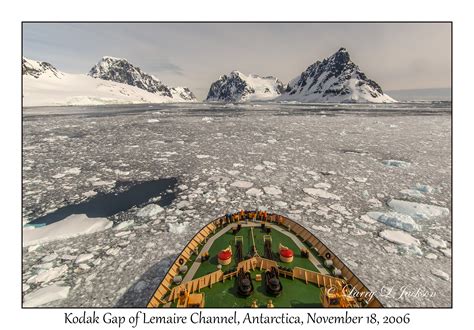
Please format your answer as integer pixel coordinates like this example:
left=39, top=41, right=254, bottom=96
left=114, top=220, right=134, bottom=231
left=353, top=177, right=368, bottom=183
left=367, top=211, right=421, bottom=232
left=303, top=188, right=341, bottom=200
left=379, top=229, right=420, bottom=246
left=64, top=167, right=81, bottom=175
left=440, top=248, right=451, bottom=258
left=425, top=253, right=438, bottom=260
left=388, top=199, right=450, bottom=220
left=398, top=244, right=423, bottom=256
left=23, top=284, right=70, bottom=307
left=23, top=214, right=113, bottom=247
left=314, top=182, right=331, bottom=189
left=426, top=236, right=448, bottom=249
left=29, top=265, right=68, bottom=284
left=82, top=190, right=97, bottom=198
left=42, top=253, right=58, bottom=262
left=230, top=180, right=253, bottom=189
left=382, top=160, right=411, bottom=168
left=75, top=253, right=94, bottom=264
left=246, top=188, right=264, bottom=197
left=431, top=269, right=450, bottom=281
left=400, top=189, right=424, bottom=198
left=415, top=183, right=434, bottom=193
left=136, top=204, right=164, bottom=217
left=263, top=186, right=282, bottom=195
left=168, top=222, right=188, bottom=235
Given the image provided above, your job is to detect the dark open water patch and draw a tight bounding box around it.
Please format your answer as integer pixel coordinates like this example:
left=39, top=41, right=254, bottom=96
left=27, top=178, right=177, bottom=227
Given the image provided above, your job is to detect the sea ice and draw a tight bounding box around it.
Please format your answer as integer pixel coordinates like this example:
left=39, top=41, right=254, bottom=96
left=379, top=229, right=420, bottom=246
left=431, top=269, right=450, bottom=281
left=303, top=188, right=341, bottom=200
left=398, top=244, right=423, bottom=256
left=23, top=214, right=113, bottom=247
left=246, top=188, right=264, bottom=197
left=382, top=160, right=411, bottom=168
left=64, top=167, right=81, bottom=175
left=426, top=236, right=448, bottom=249
left=263, top=186, right=282, bottom=195
left=230, top=180, right=253, bottom=189
left=82, top=190, right=97, bottom=198
left=168, top=222, right=188, bottom=235
left=136, top=204, right=164, bottom=217
left=42, top=253, right=58, bottom=262
left=30, top=265, right=68, bottom=284
left=75, top=253, right=94, bottom=264
left=367, top=211, right=421, bottom=232
left=400, top=189, right=425, bottom=198
left=415, top=183, right=434, bottom=193
left=114, top=220, right=134, bottom=231
left=330, top=204, right=352, bottom=216
left=23, top=284, right=70, bottom=307
left=314, top=182, right=331, bottom=189
left=388, top=199, right=450, bottom=220
left=440, top=248, right=452, bottom=258
left=425, top=253, right=438, bottom=260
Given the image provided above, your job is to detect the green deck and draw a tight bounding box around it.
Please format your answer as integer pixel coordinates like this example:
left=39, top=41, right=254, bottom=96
left=198, top=271, right=322, bottom=308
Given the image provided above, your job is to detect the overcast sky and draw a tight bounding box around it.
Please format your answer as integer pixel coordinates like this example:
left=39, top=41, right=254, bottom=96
left=23, top=23, right=451, bottom=100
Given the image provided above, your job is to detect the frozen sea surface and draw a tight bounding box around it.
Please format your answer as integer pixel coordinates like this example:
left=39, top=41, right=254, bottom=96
left=22, top=102, right=452, bottom=307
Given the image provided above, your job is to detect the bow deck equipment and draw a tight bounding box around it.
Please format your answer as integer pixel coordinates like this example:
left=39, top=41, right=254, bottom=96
left=147, top=211, right=383, bottom=308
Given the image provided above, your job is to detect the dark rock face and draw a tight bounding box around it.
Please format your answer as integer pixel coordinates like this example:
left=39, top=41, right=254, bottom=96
left=207, top=72, right=248, bottom=102
left=88, top=57, right=173, bottom=97
left=206, top=71, right=284, bottom=102
left=22, top=58, right=61, bottom=79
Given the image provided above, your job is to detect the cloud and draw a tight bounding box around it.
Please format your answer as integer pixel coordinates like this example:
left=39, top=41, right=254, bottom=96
left=147, top=60, right=184, bottom=76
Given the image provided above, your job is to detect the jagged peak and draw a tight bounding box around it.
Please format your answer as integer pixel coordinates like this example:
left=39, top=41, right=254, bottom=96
left=100, top=56, right=128, bottom=62
left=327, top=47, right=351, bottom=64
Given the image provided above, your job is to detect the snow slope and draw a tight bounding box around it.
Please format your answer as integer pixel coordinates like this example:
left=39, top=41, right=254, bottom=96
left=278, top=48, right=396, bottom=103
left=206, top=71, right=284, bottom=102
left=23, top=57, right=196, bottom=106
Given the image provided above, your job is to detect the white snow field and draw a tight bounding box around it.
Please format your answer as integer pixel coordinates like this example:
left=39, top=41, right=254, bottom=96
left=22, top=102, right=451, bottom=307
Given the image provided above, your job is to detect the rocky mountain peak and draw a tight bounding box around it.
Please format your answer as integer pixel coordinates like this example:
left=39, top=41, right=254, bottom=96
left=280, top=48, right=395, bottom=103
left=88, top=57, right=196, bottom=101
left=206, top=71, right=284, bottom=102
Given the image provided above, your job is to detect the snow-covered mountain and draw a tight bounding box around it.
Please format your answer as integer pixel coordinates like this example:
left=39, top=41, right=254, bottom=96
left=88, top=56, right=196, bottom=101
left=22, top=57, right=63, bottom=79
left=22, top=57, right=196, bottom=107
left=278, top=48, right=396, bottom=103
left=206, top=71, right=285, bottom=102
